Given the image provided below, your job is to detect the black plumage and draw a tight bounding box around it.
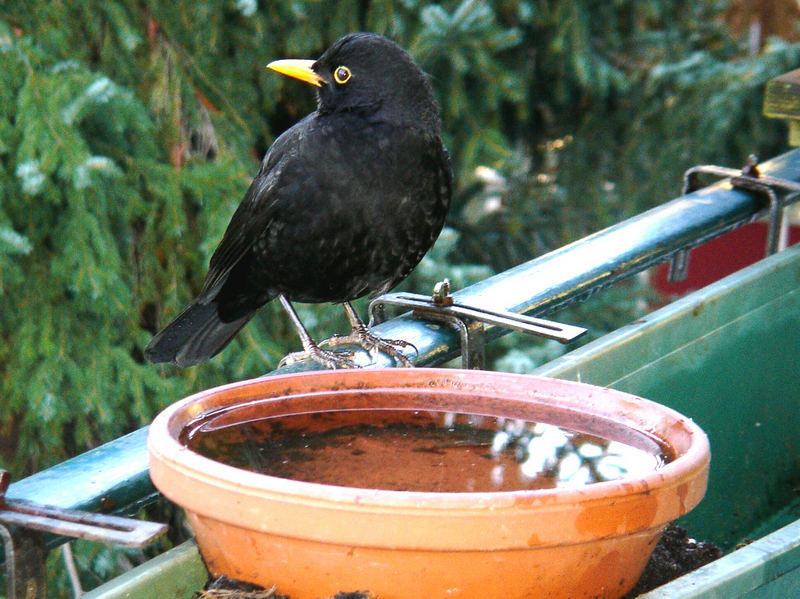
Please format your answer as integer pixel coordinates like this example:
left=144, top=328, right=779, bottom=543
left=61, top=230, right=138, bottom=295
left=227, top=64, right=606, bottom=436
left=145, top=33, right=451, bottom=368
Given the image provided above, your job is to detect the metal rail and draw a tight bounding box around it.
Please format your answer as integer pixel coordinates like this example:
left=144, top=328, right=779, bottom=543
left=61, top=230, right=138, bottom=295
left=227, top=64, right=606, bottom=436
left=282, top=149, right=800, bottom=370
left=4, top=147, right=800, bottom=569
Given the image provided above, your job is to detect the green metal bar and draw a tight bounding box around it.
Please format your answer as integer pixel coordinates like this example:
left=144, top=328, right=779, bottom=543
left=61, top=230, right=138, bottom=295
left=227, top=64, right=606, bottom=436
left=282, top=148, right=800, bottom=371
left=81, top=541, right=207, bottom=599
left=4, top=150, right=795, bottom=525
left=4, top=427, right=153, bottom=549
left=7, top=150, right=800, bottom=518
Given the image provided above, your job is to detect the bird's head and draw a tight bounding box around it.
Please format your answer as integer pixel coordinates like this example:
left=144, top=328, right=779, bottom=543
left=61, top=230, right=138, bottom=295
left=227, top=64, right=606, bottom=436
left=268, top=33, right=440, bottom=133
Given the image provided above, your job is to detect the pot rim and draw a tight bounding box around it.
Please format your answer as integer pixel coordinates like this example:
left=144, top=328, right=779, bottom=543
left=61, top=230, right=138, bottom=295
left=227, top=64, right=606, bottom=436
left=149, top=368, right=710, bottom=512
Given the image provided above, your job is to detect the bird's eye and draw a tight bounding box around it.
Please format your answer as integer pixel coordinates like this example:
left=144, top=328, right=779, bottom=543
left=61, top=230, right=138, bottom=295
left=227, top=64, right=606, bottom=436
left=334, top=66, right=352, bottom=85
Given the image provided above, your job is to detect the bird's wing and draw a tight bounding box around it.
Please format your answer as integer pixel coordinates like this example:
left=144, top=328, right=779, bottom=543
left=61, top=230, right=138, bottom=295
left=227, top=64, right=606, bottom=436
left=196, top=125, right=301, bottom=302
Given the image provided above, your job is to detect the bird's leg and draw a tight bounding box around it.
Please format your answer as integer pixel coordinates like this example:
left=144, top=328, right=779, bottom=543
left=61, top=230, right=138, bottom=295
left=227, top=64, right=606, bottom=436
left=277, top=295, right=359, bottom=369
left=320, top=301, right=417, bottom=367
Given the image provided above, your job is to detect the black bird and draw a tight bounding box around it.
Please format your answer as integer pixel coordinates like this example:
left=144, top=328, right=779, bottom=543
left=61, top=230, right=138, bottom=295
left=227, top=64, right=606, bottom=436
left=145, top=33, right=452, bottom=369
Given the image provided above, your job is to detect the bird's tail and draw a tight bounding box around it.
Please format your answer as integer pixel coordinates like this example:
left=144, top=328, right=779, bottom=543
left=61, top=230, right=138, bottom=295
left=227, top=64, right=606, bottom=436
left=144, top=301, right=254, bottom=367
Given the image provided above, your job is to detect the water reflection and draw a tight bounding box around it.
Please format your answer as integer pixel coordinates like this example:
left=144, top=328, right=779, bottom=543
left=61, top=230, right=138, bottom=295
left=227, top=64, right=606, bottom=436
left=185, top=408, right=669, bottom=493
left=485, top=418, right=665, bottom=488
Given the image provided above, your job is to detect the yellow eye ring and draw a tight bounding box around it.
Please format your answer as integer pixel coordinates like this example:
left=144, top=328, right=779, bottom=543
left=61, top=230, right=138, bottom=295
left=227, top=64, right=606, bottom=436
left=333, top=66, right=352, bottom=85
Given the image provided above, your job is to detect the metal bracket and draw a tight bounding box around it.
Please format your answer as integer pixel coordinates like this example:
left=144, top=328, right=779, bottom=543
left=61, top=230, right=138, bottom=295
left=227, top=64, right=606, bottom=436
left=368, top=279, right=587, bottom=369
left=0, top=470, right=167, bottom=599
left=670, top=155, right=800, bottom=281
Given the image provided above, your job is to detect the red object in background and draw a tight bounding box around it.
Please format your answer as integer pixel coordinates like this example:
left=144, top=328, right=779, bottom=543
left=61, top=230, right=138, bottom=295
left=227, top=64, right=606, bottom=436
left=651, top=221, right=800, bottom=298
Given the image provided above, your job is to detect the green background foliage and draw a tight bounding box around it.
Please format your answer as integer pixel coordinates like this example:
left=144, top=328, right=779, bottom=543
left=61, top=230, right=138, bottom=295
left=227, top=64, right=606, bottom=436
left=1, top=0, right=798, bottom=482
left=3, top=0, right=800, bottom=595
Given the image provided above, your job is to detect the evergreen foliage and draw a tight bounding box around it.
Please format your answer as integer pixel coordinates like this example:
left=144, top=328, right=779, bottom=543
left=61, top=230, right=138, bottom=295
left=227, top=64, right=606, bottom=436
left=1, top=0, right=798, bottom=488
left=2, top=0, right=800, bottom=595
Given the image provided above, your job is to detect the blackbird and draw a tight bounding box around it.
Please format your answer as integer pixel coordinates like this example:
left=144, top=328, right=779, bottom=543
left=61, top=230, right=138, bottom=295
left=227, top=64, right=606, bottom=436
left=145, top=33, right=452, bottom=369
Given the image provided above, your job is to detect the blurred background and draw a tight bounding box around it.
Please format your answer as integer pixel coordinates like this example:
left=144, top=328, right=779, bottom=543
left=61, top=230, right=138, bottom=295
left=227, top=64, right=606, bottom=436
left=1, top=5, right=799, bottom=587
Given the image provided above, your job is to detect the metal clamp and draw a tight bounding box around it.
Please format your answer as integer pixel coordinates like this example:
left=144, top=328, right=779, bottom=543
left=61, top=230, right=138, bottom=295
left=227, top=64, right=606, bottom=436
left=1, top=470, right=167, bottom=599
left=369, top=279, right=587, bottom=369
left=671, top=155, right=800, bottom=281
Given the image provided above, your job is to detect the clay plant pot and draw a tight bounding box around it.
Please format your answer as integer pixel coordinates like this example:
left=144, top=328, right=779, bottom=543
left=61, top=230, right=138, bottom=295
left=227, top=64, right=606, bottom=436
left=148, top=368, right=710, bottom=599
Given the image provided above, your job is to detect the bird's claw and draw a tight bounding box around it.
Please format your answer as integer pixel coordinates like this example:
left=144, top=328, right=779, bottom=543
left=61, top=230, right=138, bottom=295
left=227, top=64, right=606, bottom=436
left=278, top=347, right=359, bottom=370
left=320, top=330, right=416, bottom=367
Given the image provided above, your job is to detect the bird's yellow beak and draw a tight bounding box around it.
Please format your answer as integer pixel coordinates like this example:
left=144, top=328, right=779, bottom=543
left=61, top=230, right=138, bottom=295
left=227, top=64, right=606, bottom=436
left=267, top=59, right=324, bottom=87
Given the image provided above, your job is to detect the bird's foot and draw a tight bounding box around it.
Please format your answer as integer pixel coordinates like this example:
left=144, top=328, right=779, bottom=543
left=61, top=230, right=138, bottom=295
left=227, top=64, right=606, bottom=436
left=321, top=327, right=417, bottom=367
left=278, top=345, right=360, bottom=370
